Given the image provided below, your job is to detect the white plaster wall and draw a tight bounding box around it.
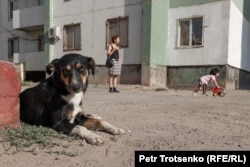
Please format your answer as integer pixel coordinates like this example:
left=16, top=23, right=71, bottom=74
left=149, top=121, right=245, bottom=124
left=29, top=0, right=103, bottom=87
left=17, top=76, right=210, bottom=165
left=52, top=0, right=142, bottom=65
left=168, top=1, right=230, bottom=66
left=0, top=0, right=11, bottom=61
left=0, top=0, right=45, bottom=71
left=24, top=30, right=44, bottom=52
left=13, top=52, right=45, bottom=71
left=228, top=1, right=250, bottom=72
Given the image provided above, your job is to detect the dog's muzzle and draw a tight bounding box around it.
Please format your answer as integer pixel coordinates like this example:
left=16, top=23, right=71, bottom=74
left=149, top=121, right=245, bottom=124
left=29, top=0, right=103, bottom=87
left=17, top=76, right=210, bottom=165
left=70, top=79, right=82, bottom=93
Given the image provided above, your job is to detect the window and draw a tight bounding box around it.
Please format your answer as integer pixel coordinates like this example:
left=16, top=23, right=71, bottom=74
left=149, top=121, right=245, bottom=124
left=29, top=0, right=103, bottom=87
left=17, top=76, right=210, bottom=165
left=63, top=24, right=81, bottom=51
left=8, top=38, right=19, bottom=59
left=38, top=0, right=44, bottom=5
left=178, top=17, right=203, bottom=48
left=106, top=16, right=128, bottom=48
left=8, top=0, right=14, bottom=20
left=38, top=35, right=44, bottom=51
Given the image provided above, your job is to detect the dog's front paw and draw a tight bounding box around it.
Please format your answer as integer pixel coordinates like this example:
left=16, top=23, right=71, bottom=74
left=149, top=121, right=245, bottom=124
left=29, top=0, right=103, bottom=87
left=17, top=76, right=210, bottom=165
left=111, top=127, right=126, bottom=135
left=72, top=126, right=105, bottom=145
left=85, top=133, right=105, bottom=145
left=100, top=121, right=126, bottom=135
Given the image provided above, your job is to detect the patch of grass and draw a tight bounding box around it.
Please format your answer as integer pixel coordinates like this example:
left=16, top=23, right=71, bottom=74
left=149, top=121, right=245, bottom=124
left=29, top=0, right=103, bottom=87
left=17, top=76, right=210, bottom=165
left=0, top=123, right=80, bottom=156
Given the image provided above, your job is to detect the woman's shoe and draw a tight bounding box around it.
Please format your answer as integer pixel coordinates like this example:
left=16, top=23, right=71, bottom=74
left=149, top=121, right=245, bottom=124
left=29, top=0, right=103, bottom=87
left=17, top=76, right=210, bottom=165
left=113, top=88, right=120, bottom=93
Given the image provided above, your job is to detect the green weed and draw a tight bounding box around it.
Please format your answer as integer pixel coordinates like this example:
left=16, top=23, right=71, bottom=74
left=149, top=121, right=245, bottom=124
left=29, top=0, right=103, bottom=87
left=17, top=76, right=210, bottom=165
left=0, top=123, right=80, bottom=156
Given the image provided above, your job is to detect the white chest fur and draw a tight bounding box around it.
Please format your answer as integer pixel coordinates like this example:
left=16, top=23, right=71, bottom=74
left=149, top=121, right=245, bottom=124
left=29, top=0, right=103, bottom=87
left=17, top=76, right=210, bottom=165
left=61, top=92, right=83, bottom=123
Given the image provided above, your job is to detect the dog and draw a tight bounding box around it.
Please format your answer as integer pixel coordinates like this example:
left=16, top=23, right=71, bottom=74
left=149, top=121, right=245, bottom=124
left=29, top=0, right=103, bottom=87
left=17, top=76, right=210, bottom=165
left=20, top=53, right=125, bottom=145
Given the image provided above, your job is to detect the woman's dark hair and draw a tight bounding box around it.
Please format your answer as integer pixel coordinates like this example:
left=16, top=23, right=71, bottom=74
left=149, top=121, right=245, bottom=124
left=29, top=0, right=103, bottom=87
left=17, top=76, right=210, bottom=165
left=112, top=35, right=119, bottom=42
left=210, top=68, right=220, bottom=75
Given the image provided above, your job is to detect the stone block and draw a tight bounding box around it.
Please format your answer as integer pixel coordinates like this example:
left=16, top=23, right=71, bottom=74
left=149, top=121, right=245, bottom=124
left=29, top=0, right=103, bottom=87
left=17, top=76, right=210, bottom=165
left=0, top=61, right=21, bottom=129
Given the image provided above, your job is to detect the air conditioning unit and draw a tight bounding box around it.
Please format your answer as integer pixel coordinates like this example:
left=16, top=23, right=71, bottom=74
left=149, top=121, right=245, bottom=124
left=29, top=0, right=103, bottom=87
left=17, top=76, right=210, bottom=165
left=48, top=26, right=61, bottom=40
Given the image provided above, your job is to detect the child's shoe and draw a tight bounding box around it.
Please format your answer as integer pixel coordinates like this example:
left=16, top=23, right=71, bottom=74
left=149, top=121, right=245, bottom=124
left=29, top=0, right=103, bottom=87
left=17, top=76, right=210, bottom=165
left=193, top=90, right=197, bottom=96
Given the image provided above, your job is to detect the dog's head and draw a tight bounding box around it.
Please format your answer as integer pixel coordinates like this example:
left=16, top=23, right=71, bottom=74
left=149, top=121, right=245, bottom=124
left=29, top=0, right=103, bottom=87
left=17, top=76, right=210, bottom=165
left=46, top=54, right=95, bottom=94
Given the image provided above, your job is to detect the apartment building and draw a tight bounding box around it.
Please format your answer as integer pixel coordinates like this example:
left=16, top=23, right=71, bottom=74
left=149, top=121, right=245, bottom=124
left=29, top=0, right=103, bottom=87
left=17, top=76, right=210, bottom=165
left=1, top=0, right=250, bottom=89
left=166, top=0, right=250, bottom=89
left=0, top=0, right=142, bottom=83
left=0, top=0, right=45, bottom=81
left=48, top=0, right=142, bottom=84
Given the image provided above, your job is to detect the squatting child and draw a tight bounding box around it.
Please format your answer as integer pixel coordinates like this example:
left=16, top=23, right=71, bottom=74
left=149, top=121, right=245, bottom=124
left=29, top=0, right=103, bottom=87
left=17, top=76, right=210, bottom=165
left=193, top=68, right=221, bottom=96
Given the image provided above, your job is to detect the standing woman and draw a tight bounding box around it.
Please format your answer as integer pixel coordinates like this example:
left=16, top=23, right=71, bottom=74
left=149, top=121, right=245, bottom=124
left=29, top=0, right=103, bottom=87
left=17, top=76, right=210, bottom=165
left=107, top=35, right=122, bottom=93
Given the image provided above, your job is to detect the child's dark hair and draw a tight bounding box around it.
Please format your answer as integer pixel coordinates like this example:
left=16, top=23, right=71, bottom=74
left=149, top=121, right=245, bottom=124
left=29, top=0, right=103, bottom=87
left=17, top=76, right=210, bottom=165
left=112, top=35, right=119, bottom=42
left=210, top=68, right=220, bottom=75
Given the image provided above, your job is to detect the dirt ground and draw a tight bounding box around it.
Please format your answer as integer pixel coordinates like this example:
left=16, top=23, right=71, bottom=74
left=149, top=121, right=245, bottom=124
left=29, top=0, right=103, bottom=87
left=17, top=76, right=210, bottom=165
left=0, top=84, right=250, bottom=167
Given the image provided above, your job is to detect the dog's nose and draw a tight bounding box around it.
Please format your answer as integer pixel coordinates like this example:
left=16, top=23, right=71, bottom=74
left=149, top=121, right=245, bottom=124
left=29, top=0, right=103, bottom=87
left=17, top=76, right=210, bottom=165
left=71, top=83, right=82, bottom=92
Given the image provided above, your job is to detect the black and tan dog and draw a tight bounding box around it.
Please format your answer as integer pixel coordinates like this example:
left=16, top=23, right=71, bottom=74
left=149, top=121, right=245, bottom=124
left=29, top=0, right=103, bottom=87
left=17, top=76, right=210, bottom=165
left=20, top=53, right=125, bottom=145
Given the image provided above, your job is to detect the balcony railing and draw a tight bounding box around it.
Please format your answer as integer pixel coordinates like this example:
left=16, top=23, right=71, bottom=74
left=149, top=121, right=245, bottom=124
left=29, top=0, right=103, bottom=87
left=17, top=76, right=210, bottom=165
left=13, top=5, right=44, bottom=30
left=13, top=52, right=45, bottom=71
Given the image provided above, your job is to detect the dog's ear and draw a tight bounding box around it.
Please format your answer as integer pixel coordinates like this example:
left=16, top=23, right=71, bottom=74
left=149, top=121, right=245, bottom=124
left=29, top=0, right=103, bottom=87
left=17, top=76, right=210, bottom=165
left=46, top=59, right=59, bottom=75
left=87, top=57, right=95, bottom=75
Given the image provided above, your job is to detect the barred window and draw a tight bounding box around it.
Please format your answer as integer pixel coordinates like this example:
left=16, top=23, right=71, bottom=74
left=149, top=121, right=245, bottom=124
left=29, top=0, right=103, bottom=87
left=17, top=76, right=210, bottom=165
left=106, top=16, right=128, bottom=48
left=63, top=23, right=81, bottom=51
left=178, top=17, right=203, bottom=48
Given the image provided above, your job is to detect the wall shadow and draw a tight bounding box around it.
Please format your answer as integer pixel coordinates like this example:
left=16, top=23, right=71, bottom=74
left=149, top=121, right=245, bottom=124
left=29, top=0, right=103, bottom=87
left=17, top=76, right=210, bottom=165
left=239, top=0, right=250, bottom=89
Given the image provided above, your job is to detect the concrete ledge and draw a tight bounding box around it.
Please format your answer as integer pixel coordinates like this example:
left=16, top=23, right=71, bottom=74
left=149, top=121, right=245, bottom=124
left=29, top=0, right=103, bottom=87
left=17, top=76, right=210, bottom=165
left=88, top=65, right=141, bottom=85
left=167, top=65, right=226, bottom=90
left=141, top=64, right=167, bottom=87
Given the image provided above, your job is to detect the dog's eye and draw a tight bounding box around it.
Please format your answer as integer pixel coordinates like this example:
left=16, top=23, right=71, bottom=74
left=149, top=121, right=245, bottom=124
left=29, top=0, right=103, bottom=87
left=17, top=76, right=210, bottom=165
left=62, top=69, right=71, bottom=75
left=78, top=67, right=86, bottom=74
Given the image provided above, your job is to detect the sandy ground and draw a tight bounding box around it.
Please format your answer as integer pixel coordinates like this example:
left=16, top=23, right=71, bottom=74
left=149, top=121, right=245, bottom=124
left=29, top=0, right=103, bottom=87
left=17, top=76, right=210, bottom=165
left=0, top=84, right=250, bottom=167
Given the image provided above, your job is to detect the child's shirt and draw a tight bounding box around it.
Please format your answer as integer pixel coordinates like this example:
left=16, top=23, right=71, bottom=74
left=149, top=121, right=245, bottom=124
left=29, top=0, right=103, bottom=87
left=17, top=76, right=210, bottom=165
left=200, top=75, right=215, bottom=85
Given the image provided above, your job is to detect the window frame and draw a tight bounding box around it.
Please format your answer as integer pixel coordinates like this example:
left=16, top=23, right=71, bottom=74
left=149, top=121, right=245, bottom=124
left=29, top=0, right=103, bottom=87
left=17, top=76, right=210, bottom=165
left=8, top=0, right=14, bottom=21
left=177, top=16, right=204, bottom=49
left=38, top=0, right=44, bottom=6
left=8, top=38, right=19, bottom=60
left=38, top=35, right=44, bottom=51
left=63, top=23, right=82, bottom=51
left=106, top=16, right=129, bottom=48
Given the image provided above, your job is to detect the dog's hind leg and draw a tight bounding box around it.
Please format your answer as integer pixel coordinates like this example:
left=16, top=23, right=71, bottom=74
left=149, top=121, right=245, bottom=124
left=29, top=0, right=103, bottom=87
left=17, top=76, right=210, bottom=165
left=77, top=114, right=125, bottom=135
